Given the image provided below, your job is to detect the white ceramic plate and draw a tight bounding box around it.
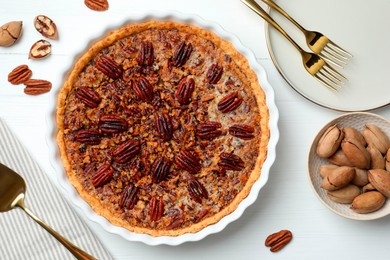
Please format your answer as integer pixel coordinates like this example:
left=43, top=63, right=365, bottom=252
left=308, top=112, right=390, bottom=220
left=265, top=0, right=390, bottom=111
left=46, top=11, right=279, bottom=246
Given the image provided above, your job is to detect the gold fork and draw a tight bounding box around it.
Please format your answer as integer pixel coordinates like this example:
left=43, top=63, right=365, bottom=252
left=242, top=0, right=346, bottom=90
left=261, top=0, right=352, bottom=67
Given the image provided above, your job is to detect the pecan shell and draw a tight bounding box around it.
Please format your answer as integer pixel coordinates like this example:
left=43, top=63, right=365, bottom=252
left=29, top=39, right=51, bottom=59
left=92, top=164, right=114, bottom=188
left=137, top=41, right=154, bottom=66
left=176, top=77, right=195, bottom=105
left=96, top=56, right=122, bottom=79
left=197, top=121, right=222, bottom=140
left=23, top=79, right=52, bottom=95
left=8, top=65, right=32, bottom=85
left=113, top=140, right=141, bottom=164
left=149, top=196, right=164, bottom=221
left=151, top=157, right=172, bottom=183
left=218, top=153, right=245, bottom=171
left=134, top=76, right=154, bottom=102
left=75, top=86, right=101, bottom=108
left=172, top=41, right=193, bottom=67
left=217, top=91, right=243, bottom=113
left=229, top=124, right=255, bottom=140
left=34, top=15, right=58, bottom=40
left=206, top=63, right=223, bottom=84
left=187, top=179, right=208, bottom=203
left=119, top=184, right=139, bottom=210
left=265, top=230, right=293, bottom=253
left=175, top=150, right=201, bottom=173
left=154, top=112, right=173, bottom=141
left=76, top=129, right=101, bottom=145
left=99, top=114, right=128, bottom=134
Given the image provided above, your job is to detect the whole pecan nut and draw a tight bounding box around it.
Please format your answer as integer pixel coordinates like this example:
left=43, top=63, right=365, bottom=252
left=176, top=77, right=195, bottom=105
left=172, top=41, right=193, bottom=67
left=75, top=86, right=101, bottom=108
left=149, top=196, right=164, bottom=221
left=23, top=79, right=52, bottom=95
left=206, top=63, right=223, bottom=84
left=265, top=230, right=293, bottom=253
left=96, top=56, right=122, bottom=79
left=92, top=164, right=114, bottom=187
left=134, top=76, right=154, bottom=102
left=187, top=179, right=208, bottom=203
left=197, top=121, right=222, bottom=140
left=119, top=184, right=139, bottom=210
left=84, top=0, right=109, bottom=11
left=113, top=139, right=141, bottom=164
left=8, top=64, right=32, bottom=85
left=137, top=41, right=154, bottom=66
left=151, top=157, right=172, bottom=183
left=76, top=129, right=101, bottom=145
left=154, top=112, right=173, bottom=141
left=217, top=91, right=243, bottom=113
left=175, top=150, right=201, bottom=173
left=218, top=153, right=245, bottom=171
left=99, top=114, right=128, bottom=134
left=229, top=124, right=255, bottom=140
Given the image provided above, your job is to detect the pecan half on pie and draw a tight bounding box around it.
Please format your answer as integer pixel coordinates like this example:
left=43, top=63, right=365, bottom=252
left=56, top=21, right=270, bottom=236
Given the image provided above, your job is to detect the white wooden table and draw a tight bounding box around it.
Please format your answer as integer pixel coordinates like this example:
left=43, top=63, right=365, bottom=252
left=1, top=0, right=389, bottom=259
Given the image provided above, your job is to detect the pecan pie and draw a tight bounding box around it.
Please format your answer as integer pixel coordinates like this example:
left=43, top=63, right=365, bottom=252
left=56, top=21, right=270, bottom=236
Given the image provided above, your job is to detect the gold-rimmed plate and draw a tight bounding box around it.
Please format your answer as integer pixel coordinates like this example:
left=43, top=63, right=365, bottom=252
left=265, top=0, right=390, bottom=111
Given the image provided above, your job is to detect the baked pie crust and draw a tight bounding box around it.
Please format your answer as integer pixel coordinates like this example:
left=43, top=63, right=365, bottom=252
left=56, top=20, right=270, bottom=236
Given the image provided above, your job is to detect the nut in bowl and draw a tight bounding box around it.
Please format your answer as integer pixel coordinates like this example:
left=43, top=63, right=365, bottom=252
left=308, top=112, right=390, bottom=220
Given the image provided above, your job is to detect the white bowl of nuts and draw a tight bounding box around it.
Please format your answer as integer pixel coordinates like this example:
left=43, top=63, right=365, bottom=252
left=308, top=112, right=390, bottom=220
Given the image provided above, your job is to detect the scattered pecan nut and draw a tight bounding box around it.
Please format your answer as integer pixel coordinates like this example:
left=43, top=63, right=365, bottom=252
left=151, top=157, right=172, bottom=183
left=29, top=39, right=51, bottom=59
left=176, top=77, right=195, bottom=105
left=99, top=114, right=128, bottom=134
left=84, top=0, right=109, bottom=11
left=96, top=56, right=123, bottom=79
left=113, top=139, right=141, bottom=164
left=218, top=153, right=245, bottom=171
left=154, top=112, right=173, bottom=141
left=175, top=150, right=201, bottom=173
left=137, top=41, right=154, bottom=66
left=172, top=41, right=193, bottom=67
left=187, top=179, right=208, bottom=203
left=197, top=121, right=223, bottom=140
left=75, top=86, right=101, bottom=108
left=23, top=79, right=52, bottom=95
left=134, top=76, right=154, bottom=102
left=206, top=63, right=223, bottom=84
left=229, top=124, right=255, bottom=140
left=265, top=230, right=293, bottom=253
left=92, top=164, right=114, bottom=187
left=8, top=64, right=32, bottom=85
left=119, top=184, right=139, bottom=210
left=34, top=15, right=58, bottom=40
left=76, top=129, right=101, bottom=145
left=149, top=196, right=164, bottom=221
left=217, top=91, right=243, bottom=113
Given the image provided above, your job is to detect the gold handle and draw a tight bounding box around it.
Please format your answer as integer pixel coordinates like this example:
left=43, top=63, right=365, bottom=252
left=17, top=200, right=96, bottom=260
left=241, top=0, right=304, bottom=53
left=260, top=0, right=306, bottom=32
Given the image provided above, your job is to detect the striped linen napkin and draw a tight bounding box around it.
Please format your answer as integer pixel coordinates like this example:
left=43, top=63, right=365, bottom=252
left=0, top=119, right=113, bottom=260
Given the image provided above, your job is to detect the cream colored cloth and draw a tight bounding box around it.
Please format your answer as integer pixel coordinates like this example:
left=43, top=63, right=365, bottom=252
left=0, top=119, right=113, bottom=260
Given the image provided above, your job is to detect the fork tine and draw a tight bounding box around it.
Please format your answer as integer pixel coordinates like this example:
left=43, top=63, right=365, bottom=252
left=314, top=74, right=338, bottom=91
left=320, top=50, right=346, bottom=69
left=322, top=65, right=345, bottom=84
left=317, top=70, right=342, bottom=89
left=327, top=40, right=353, bottom=58
left=323, top=63, right=347, bottom=81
